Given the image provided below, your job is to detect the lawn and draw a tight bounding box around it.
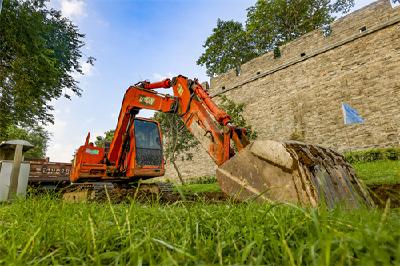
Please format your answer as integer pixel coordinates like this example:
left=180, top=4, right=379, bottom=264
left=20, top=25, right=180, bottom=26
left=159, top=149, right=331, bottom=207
left=1, top=157, right=399, bottom=264
left=0, top=196, right=399, bottom=265
left=177, top=183, right=221, bottom=193
left=352, top=160, right=400, bottom=185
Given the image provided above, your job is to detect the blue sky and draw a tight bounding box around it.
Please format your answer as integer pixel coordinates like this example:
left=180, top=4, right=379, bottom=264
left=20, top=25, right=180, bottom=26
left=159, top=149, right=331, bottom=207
left=47, top=0, right=376, bottom=161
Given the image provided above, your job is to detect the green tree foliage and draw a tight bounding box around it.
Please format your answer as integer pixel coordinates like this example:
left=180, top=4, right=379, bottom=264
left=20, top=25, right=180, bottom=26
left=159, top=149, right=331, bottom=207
left=95, top=130, right=115, bottom=148
left=246, top=0, right=354, bottom=54
left=218, top=95, right=257, bottom=141
left=154, top=112, right=199, bottom=184
left=196, top=19, right=257, bottom=77
left=197, top=0, right=354, bottom=76
left=0, top=0, right=92, bottom=139
left=4, top=125, right=49, bottom=159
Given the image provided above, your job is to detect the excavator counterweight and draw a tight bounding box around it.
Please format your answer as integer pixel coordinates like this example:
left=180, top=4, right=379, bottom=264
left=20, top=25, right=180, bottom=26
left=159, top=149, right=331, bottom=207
left=68, top=75, right=373, bottom=208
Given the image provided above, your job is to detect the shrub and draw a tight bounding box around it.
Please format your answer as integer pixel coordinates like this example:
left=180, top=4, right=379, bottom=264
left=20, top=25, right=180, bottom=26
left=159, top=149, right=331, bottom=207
left=187, top=176, right=217, bottom=184
left=344, top=148, right=400, bottom=163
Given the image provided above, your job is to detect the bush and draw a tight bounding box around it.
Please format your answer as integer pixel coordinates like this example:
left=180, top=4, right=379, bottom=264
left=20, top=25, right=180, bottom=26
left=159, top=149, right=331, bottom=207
left=187, top=176, right=217, bottom=184
left=344, top=148, right=400, bottom=163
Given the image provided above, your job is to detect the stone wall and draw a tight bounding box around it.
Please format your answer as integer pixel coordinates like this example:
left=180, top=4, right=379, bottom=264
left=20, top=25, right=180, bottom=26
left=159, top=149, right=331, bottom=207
left=164, top=0, right=400, bottom=180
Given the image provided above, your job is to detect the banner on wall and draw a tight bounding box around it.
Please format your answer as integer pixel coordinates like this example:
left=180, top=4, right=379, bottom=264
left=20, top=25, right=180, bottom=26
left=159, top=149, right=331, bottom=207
left=391, top=0, right=400, bottom=8
left=341, top=103, right=364, bottom=125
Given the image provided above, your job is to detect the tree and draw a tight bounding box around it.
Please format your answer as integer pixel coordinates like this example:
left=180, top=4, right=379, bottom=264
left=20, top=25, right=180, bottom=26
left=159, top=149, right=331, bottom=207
left=197, top=19, right=257, bottom=77
left=4, top=125, right=49, bottom=159
left=154, top=96, right=257, bottom=182
left=154, top=112, right=199, bottom=184
left=95, top=130, right=115, bottom=148
left=0, top=0, right=92, bottom=140
left=218, top=95, right=257, bottom=141
left=197, top=0, right=354, bottom=76
left=246, top=0, right=354, bottom=54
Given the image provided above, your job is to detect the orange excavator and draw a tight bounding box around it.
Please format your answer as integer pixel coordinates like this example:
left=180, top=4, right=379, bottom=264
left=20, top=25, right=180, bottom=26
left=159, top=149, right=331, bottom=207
left=68, top=75, right=373, bottom=208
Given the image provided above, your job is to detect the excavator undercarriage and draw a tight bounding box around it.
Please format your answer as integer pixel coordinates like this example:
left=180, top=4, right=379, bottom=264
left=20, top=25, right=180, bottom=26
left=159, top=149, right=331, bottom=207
left=62, top=182, right=176, bottom=203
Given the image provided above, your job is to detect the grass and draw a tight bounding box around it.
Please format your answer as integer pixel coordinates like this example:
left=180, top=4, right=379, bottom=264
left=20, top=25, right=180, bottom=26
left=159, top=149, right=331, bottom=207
left=177, top=183, right=221, bottom=194
left=352, top=160, right=400, bottom=185
left=0, top=157, right=398, bottom=264
left=0, top=195, right=399, bottom=265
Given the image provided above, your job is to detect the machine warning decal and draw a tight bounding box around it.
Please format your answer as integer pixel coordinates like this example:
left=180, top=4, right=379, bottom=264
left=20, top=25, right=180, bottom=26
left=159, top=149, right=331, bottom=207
left=177, top=84, right=184, bottom=96
left=139, top=95, right=156, bottom=106
left=85, top=148, right=100, bottom=155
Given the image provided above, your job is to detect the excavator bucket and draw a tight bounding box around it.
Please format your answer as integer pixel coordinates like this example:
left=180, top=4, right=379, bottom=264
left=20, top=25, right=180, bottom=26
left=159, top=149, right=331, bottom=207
left=216, top=140, right=374, bottom=208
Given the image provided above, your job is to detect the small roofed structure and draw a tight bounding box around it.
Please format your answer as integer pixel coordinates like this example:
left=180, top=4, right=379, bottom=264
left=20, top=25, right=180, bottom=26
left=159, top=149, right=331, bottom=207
left=0, top=140, right=34, bottom=201
left=0, top=140, right=34, bottom=160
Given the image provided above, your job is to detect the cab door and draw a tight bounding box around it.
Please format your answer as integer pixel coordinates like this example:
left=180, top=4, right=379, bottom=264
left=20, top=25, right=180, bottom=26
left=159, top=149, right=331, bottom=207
left=128, top=118, right=165, bottom=178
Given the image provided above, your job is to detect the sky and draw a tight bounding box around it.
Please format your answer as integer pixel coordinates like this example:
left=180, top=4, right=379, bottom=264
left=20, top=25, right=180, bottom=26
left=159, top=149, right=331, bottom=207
left=46, top=0, right=377, bottom=162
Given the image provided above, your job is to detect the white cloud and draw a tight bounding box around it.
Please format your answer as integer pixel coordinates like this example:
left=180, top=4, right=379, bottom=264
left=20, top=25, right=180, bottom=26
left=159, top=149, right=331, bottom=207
left=85, top=117, right=94, bottom=123
left=70, top=60, right=95, bottom=82
left=46, top=119, right=75, bottom=162
left=152, top=72, right=174, bottom=81
left=60, top=0, right=86, bottom=20
left=110, top=112, right=118, bottom=120
left=81, top=62, right=94, bottom=76
left=47, top=119, right=67, bottom=137
left=96, top=18, right=110, bottom=28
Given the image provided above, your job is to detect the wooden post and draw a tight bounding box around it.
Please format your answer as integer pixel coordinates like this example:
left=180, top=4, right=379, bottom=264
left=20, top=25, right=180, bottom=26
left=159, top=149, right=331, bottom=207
left=344, top=125, right=352, bottom=152
left=8, top=144, right=23, bottom=200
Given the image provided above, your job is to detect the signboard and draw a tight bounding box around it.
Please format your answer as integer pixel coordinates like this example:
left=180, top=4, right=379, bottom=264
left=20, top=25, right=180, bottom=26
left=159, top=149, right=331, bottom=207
left=29, top=160, right=71, bottom=183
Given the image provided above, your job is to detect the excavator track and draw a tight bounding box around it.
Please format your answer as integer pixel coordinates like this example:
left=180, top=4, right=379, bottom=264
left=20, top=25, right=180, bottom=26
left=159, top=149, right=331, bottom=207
left=62, top=182, right=175, bottom=203
left=61, top=182, right=230, bottom=204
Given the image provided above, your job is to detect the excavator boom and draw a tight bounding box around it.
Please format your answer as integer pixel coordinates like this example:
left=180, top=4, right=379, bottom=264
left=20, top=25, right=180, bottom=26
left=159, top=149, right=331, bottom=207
left=107, top=75, right=249, bottom=170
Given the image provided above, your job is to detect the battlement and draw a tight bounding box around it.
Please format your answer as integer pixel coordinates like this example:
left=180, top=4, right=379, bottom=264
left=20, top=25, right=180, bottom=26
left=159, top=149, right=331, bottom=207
left=210, top=0, right=400, bottom=95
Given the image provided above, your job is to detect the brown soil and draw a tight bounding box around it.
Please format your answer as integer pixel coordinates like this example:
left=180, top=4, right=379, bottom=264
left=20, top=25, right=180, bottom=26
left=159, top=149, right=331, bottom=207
left=97, top=188, right=229, bottom=204
left=367, top=184, right=400, bottom=208
left=160, top=192, right=229, bottom=203
left=61, top=182, right=400, bottom=208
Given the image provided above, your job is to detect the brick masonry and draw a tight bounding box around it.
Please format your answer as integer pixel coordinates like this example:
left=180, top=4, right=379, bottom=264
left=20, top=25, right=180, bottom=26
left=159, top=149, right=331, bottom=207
left=163, top=0, right=400, bottom=180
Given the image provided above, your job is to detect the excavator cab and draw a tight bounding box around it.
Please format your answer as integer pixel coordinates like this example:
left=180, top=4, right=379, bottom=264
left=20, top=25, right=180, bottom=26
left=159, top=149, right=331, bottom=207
left=128, top=118, right=165, bottom=178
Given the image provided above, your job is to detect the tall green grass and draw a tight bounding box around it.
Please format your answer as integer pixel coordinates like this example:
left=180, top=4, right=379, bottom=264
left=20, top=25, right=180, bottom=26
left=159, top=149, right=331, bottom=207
left=0, top=195, right=399, bottom=265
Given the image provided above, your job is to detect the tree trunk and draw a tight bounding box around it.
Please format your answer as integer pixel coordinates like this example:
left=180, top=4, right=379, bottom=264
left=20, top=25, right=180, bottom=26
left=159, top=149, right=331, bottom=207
left=172, top=160, right=185, bottom=185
